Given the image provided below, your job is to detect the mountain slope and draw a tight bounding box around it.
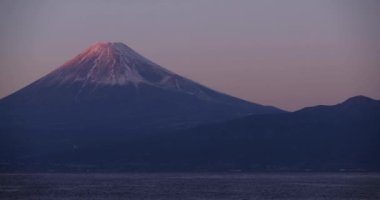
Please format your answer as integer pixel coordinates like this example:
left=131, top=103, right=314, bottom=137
left=0, top=42, right=283, bottom=134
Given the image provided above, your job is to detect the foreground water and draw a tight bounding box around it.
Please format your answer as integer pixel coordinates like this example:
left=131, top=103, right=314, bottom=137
left=0, top=173, right=379, bottom=200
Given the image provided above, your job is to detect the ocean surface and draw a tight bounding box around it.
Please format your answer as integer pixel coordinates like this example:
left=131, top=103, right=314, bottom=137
left=0, top=173, right=379, bottom=200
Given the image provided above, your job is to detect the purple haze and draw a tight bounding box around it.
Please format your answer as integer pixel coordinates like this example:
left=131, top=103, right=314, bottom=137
left=0, top=0, right=379, bottom=110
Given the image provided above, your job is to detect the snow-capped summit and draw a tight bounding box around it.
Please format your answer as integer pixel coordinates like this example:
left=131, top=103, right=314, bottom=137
left=33, top=42, right=243, bottom=101
left=44, top=42, right=177, bottom=87
left=39, top=42, right=223, bottom=100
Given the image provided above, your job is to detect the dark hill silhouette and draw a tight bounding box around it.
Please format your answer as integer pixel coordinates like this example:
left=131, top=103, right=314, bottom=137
left=140, top=95, right=379, bottom=171
left=1, top=96, right=379, bottom=172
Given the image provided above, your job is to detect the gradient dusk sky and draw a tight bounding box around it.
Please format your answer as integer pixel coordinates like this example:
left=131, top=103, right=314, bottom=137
left=0, top=0, right=379, bottom=111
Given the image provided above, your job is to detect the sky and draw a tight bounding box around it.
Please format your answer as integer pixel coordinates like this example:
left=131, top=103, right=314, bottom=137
left=0, top=0, right=379, bottom=111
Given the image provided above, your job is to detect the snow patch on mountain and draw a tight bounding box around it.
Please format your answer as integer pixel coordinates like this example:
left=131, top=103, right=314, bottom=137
left=41, top=42, right=170, bottom=86
left=36, top=42, right=216, bottom=100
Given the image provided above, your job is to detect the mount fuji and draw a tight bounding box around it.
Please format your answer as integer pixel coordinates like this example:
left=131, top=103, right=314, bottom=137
left=1, top=43, right=378, bottom=172
left=0, top=42, right=283, bottom=136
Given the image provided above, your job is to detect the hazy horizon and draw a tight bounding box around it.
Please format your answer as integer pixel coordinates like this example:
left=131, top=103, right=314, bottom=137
left=1, top=0, right=379, bottom=111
